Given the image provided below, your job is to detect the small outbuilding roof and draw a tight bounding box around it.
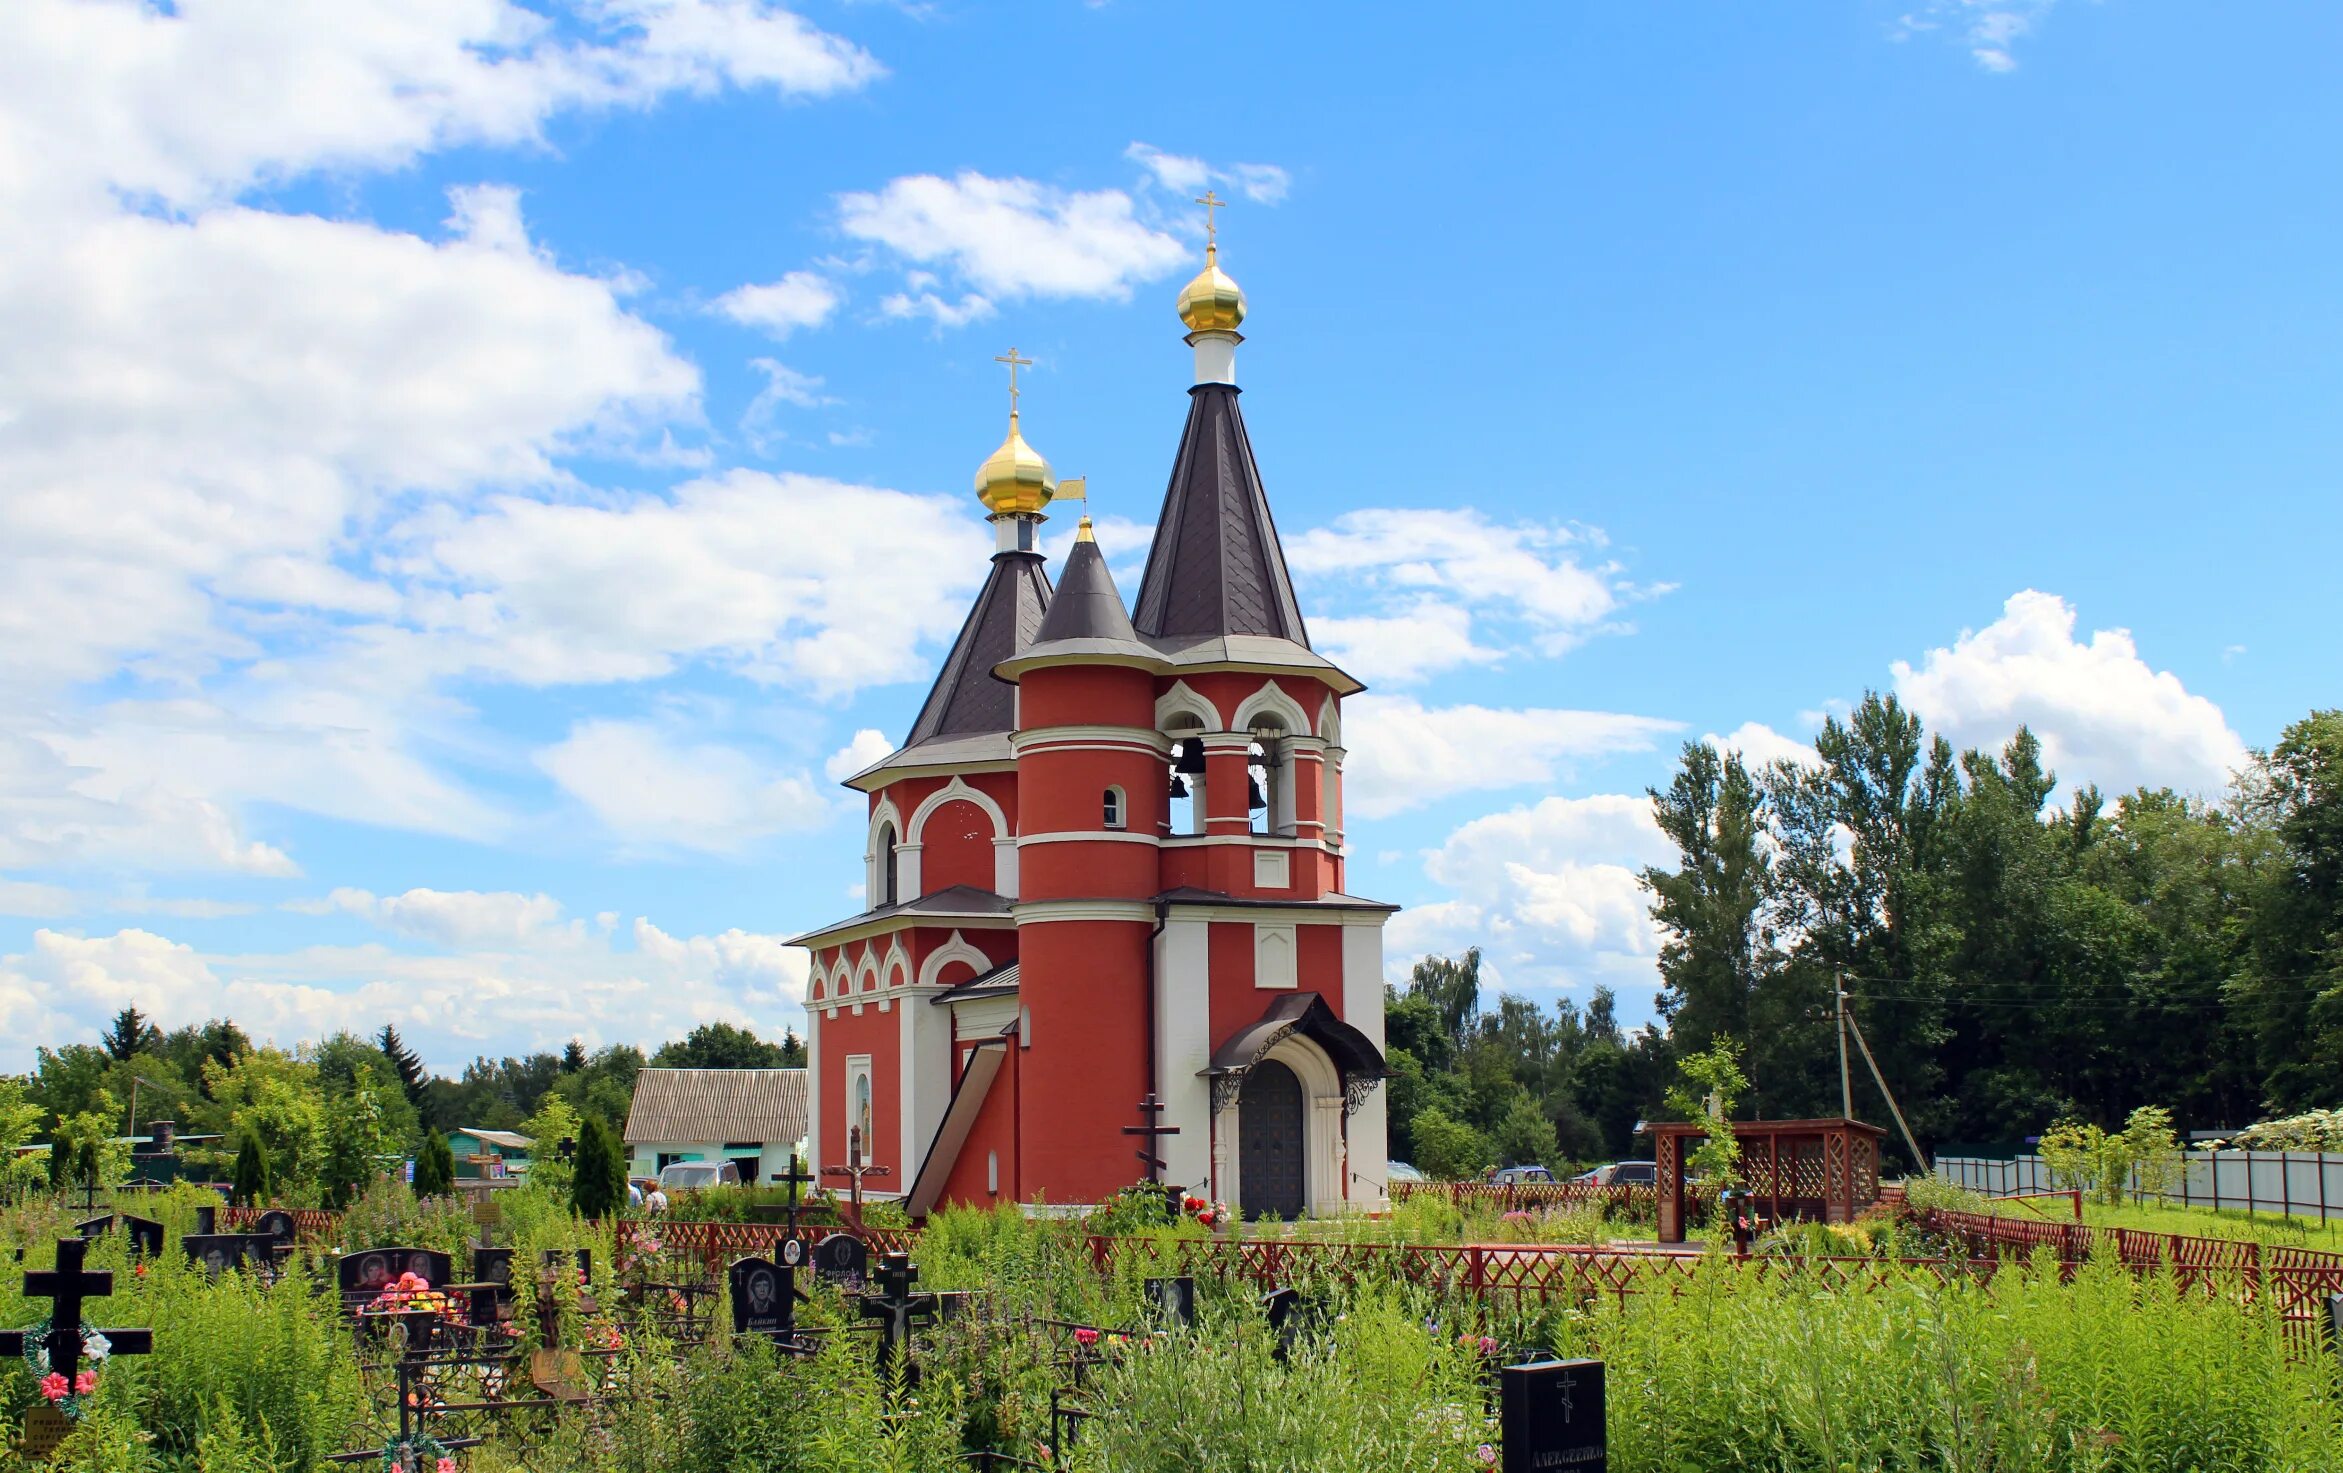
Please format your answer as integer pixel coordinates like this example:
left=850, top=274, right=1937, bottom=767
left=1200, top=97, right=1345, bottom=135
left=456, top=1128, right=534, bottom=1152
left=623, top=1067, right=808, bottom=1148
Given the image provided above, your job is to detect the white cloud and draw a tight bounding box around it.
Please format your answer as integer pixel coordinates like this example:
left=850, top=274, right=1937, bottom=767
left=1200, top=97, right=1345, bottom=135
left=318, top=886, right=575, bottom=948
left=825, top=729, right=895, bottom=782
left=1124, top=142, right=1290, bottom=205
left=1392, top=794, right=1672, bottom=1004
left=1289, top=509, right=1660, bottom=664
left=1342, top=695, right=1680, bottom=818
left=1891, top=590, right=2248, bottom=797
left=0, top=881, right=77, bottom=919
left=1314, top=602, right=1501, bottom=687
left=839, top=170, right=1190, bottom=311
left=1893, top=0, right=2057, bottom=73
left=536, top=720, right=834, bottom=851
left=0, top=912, right=812, bottom=1075
left=1703, top=721, right=1821, bottom=770
left=715, top=270, right=841, bottom=338
left=740, top=359, right=835, bottom=451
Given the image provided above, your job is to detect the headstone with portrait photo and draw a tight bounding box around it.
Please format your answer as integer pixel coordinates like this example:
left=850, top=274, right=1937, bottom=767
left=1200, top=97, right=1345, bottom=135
left=1145, top=1275, right=1196, bottom=1329
left=729, top=1256, right=800, bottom=1338
left=182, top=1234, right=249, bottom=1279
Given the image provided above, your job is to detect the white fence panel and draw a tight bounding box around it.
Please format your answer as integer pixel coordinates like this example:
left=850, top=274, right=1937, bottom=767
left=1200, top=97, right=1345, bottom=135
left=1936, top=1149, right=2343, bottom=1222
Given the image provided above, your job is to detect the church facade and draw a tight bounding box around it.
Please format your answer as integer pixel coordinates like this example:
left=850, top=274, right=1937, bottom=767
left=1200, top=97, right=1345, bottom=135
left=793, top=233, right=1392, bottom=1218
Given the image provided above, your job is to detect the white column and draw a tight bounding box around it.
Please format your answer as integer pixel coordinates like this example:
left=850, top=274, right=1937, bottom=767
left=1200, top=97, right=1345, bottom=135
left=805, top=1006, right=824, bottom=1175
left=1191, top=330, right=1238, bottom=386
left=1342, top=920, right=1389, bottom=1206
left=1157, top=916, right=1214, bottom=1194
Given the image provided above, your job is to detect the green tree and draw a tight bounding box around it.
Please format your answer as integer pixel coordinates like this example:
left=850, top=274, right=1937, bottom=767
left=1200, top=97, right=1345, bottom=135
left=1490, top=1093, right=1560, bottom=1169
left=231, top=1134, right=271, bottom=1207
left=413, top=1129, right=455, bottom=1199
left=318, top=1062, right=402, bottom=1209
left=376, top=1025, right=428, bottom=1107
left=570, top=1114, right=626, bottom=1219
left=1644, top=742, right=1771, bottom=1051
left=2236, top=710, right=2343, bottom=1109
left=1664, top=1037, right=1748, bottom=1193
left=1408, top=1107, right=1495, bottom=1182
left=650, top=1022, right=791, bottom=1070
left=101, top=1004, right=161, bottom=1062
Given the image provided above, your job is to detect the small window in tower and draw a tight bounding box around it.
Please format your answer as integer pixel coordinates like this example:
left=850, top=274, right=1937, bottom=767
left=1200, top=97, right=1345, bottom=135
left=875, top=822, right=899, bottom=906
left=1103, top=786, right=1126, bottom=830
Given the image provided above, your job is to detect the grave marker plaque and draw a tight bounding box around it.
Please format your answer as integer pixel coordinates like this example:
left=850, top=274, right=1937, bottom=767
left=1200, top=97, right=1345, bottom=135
left=778, top=1235, right=806, bottom=1270
left=544, top=1247, right=591, bottom=1280
left=192, top=1205, right=217, bottom=1236
left=18, top=1405, right=70, bottom=1462
left=1260, top=1286, right=1319, bottom=1360
left=729, top=1256, right=799, bottom=1337
left=253, top=1210, right=297, bottom=1262
left=812, top=1232, right=868, bottom=1286
left=339, top=1247, right=452, bottom=1298
left=1145, top=1275, right=1196, bottom=1328
left=124, top=1216, right=164, bottom=1260
left=182, top=1234, right=250, bottom=1278
left=471, top=1246, right=515, bottom=1290
left=1500, top=1358, right=1606, bottom=1473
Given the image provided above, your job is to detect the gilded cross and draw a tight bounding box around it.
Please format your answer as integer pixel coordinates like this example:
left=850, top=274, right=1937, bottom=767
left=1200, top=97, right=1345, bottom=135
left=993, top=348, right=1032, bottom=415
left=1194, top=190, right=1226, bottom=245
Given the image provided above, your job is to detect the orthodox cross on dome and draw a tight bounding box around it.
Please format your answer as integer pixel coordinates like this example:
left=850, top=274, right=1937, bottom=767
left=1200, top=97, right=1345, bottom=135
left=1195, top=189, right=1225, bottom=245
left=993, top=347, right=1032, bottom=417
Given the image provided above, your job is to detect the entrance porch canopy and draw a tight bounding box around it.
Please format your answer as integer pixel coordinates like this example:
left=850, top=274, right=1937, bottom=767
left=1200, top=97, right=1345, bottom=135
left=1200, top=992, right=1387, bottom=1117
left=1642, top=1116, right=1886, bottom=1243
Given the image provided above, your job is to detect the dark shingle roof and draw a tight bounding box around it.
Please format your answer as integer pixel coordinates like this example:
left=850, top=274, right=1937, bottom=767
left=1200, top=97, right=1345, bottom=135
left=1132, top=384, right=1309, bottom=647
left=1032, top=535, right=1137, bottom=645
left=622, top=1068, right=807, bottom=1147
left=901, top=550, right=1052, bottom=749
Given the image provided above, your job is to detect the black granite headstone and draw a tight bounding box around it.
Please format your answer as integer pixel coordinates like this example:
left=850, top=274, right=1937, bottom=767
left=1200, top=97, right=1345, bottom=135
left=472, top=1246, right=515, bottom=1290
left=729, top=1257, right=797, bottom=1337
left=1500, top=1358, right=1605, bottom=1473
left=2329, top=1293, right=2342, bottom=1361
left=124, top=1216, right=164, bottom=1260
left=252, top=1210, right=297, bottom=1261
left=75, top=1214, right=116, bottom=1240
left=1145, top=1275, right=1196, bottom=1328
left=192, top=1204, right=217, bottom=1236
left=543, top=1247, right=591, bottom=1280
left=338, top=1246, right=452, bottom=1297
left=1261, top=1286, right=1320, bottom=1360
left=812, top=1232, right=868, bottom=1286
left=182, top=1234, right=249, bottom=1278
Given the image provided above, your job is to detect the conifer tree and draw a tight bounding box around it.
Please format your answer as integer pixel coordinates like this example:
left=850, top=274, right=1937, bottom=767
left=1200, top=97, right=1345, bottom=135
left=569, top=1114, right=625, bottom=1220
left=413, top=1129, right=456, bottom=1199
left=377, top=1025, right=428, bottom=1107
left=231, top=1135, right=270, bottom=1207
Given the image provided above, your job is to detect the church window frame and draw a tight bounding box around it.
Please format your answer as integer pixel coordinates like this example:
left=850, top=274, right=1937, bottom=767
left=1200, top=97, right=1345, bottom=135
left=1103, top=785, right=1127, bottom=830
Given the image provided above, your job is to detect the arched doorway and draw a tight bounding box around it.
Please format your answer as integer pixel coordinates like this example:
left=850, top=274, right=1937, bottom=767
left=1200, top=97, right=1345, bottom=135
left=1238, top=1059, right=1306, bottom=1218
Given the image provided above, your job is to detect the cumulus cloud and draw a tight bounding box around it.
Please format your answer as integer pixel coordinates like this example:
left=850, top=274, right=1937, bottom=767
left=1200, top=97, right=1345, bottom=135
left=1124, top=142, right=1290, bottom=204
left=1342, top=695, right=1680, bottom=819
left=312, top=886, right=575, bottom=948
left=1289, top=509, right=1662, bottom=679
left=536, top=720, right=835, bottom=851
left=825, top=729, right=895, bottom=783
left=1891, top=590, right=2248, bottom=798
left=0, top=912, right=811, bottom=1074
left=839, top=170, right=1191, bottom=315
left=1313, top=603, right=1501, bottom=688
left=1703, top=721, right=1821, bottom=770
left=715, top=270, right=842, bottom=338
left=1391, top=794, right=1673, bottom=1003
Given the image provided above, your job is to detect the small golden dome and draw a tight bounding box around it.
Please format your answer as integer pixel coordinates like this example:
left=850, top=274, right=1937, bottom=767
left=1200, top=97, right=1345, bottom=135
left=1176, top=243, right=1247, bottom=334
left=974, top=410, right=1055, bottom=516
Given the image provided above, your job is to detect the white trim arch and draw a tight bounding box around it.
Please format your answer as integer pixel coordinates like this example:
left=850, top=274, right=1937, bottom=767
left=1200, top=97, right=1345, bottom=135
left=905, top=776, right=1017, bottom=898
left=1316, top=696, right=1341, bottom=744
left=1216, top=1032, right=1351, bottom=1220
left=856, top=950, right=882, bottom=993
left=1154, top=680, right=1222, bottom=731
left=917, top=930, right=992, bottom=989
left=1232, top=682, right=1314, bottom=738
left=866, top=798, right=905, bottom=907
left=881, top=938, right=911, bottom=988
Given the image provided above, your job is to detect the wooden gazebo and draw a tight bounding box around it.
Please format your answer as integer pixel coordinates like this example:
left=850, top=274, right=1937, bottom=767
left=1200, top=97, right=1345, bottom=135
left=1644, top=1117, right=1886, bottom=1243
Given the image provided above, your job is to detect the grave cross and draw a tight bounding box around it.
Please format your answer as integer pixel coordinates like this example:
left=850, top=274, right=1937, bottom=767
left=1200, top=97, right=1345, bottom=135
left=1121, top=1093, right=1181, bottom=1190
left=0, top=1238, right=156, bottom=1386
left=770, top=1151, right=817, bottom=1236
left=856, top=1251, right=938, bottom=1388
left=822, top=1127, right=891, bottom=1230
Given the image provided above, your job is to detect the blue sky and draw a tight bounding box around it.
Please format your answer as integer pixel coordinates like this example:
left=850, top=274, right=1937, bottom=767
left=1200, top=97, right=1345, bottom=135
left=2, top=0, right=2336, bottom=1073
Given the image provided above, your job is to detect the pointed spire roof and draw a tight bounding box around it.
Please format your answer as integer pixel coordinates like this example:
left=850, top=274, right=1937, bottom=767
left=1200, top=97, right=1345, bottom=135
left=1132, top=384, right=1311, bottom=648
left=845, top=549, right=1048, bottom=787
left=998, top=520, right=1158, bottom=679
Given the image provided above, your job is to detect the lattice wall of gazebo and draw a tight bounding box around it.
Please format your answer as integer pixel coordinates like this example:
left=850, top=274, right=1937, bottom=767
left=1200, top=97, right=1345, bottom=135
left=1645, top=1118, right=1887, bottom=1243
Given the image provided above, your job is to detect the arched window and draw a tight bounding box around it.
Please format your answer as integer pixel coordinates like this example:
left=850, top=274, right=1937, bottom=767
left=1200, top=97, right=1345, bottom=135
left=875, top=822, right=899, bottom=906
left=1164, top=715, right=1207, bottom=836
left=1103, top=786, right=1126, bottom=830
left=850, top=1071, right=874, bottom=1163
left=1248, top=719, right=1289, bottom=836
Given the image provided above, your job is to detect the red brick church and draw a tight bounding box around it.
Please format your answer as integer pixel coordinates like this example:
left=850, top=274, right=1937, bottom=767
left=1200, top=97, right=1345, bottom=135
left=794, top=228, right=1393, bottom=1218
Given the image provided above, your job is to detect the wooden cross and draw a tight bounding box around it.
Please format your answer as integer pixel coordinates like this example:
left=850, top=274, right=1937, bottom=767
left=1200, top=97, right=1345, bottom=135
left=770, top=1152, right=817, bottom=1236
left=1195, top=189, right=1226, bottom=245
left=993, top=348, right=1032, bottom=415
left=857, top=1251, right=937, bottom=1387
left=0, top=1238, right=156, bottom=1385
left=821, top=1127, right=891, bottom=1231
left=1121, top=1093, right=1181, bottom=1187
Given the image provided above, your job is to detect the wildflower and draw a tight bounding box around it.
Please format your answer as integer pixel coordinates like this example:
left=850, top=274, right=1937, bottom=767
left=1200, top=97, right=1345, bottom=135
left=74, top=1371, right=98, bottom=1396
left=438, top=1460, right=459, bottom=1473
left=133, top=1263, right=148, bottom=1278
left=39, top=1373, right=68, bottom=1402
left=1073, top=1327, right=1099, bottom=1347
left=1476, top=1444, right=1497, bottom=1466
left=1479, top=1336, right=1499, bottom=1356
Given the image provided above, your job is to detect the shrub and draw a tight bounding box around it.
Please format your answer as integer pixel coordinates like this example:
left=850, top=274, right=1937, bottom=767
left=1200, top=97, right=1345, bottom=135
left=229, top=1136, right=269, bottom=1208
left=412, top=1129, right=455, bottom=1200
left=1410, top=1108, right=1494, bottom=1181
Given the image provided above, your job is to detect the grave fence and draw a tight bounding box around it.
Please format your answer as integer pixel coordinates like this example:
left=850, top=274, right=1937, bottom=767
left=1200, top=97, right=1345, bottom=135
left=1935, top=1150, right=2343, bottom=1221
left=1389, top=1180, right=1657, bottom=1214
left=220, top=1206, right=342, bottom=1241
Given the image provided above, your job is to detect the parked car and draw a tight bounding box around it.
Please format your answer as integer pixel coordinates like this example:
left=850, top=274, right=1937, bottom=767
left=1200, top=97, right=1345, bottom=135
left=1490, top=1165, right=1556, bottom=1185
left=1387, top=1160, right=1426, bottom=1183
left=1571, top=1161, right=1658, bottom=1187
left=657, top=1160, right=741, bottom=1191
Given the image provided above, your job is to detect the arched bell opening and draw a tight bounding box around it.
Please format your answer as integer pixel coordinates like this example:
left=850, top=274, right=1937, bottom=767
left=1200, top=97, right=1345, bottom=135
left=1164, top=714, right=1207, bottom=836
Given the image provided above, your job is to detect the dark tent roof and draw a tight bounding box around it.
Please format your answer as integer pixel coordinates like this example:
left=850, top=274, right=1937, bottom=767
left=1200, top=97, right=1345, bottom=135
left=1132, top=384, right=1310, bottom=647
left=1032, top=533, right=1138, bottom=645
left=904, top=550, right=1051, bottom=746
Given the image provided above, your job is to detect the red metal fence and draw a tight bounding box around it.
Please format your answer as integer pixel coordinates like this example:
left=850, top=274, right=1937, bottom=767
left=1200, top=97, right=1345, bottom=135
left=1389, top=1181, right=1657, bottom=1214
left=220, top=1206, right=341, bottom=1241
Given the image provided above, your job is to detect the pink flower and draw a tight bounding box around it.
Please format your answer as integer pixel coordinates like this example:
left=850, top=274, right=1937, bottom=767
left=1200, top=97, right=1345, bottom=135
left=1479, top=1336, right=1499, bottom=1356
left=39, top=1373, right=68, bottom=1402
left=437, top=1460, right=458, bottom=1473
left=1477, top=1444, right=1497, bottom=1466
left=73, top=1371, right=97, bottom=1396
left=1073, top=1328, right=1099, bottom=1347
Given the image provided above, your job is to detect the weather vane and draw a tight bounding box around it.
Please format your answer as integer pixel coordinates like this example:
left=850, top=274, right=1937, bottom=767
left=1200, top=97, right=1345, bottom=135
left=1195, top=190, right=1226, bottom=246
left=993, top=347, right=1032, bottom=416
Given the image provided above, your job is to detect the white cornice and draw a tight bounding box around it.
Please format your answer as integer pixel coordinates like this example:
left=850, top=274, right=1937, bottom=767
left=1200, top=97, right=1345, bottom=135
left=1017, top=831, right=1159, bottom=847
left=1011, top=898, right=1157, bottom=925
left=1012, top=725, right=1174, bottom=753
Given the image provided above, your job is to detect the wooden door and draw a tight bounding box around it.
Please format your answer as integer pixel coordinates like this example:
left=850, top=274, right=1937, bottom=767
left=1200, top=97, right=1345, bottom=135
left=1239, top=1060, right=1306, bottom=1219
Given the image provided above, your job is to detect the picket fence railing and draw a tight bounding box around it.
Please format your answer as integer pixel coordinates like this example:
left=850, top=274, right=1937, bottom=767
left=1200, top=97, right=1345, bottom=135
left=1388, top=1181, right=1657, bottom=1213
left=1937, top=1150, right=2343, bottom=1222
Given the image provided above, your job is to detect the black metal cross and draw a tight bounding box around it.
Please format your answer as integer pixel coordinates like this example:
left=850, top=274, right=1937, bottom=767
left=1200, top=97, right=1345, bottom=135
left=1121, top=1093, right=1181, bottom=1187
left=771, top=1152, right=817, bottom=1235
left=856, top=1251, right=937, bottom=1387
left=0, top=1238, right=155, bottom=1384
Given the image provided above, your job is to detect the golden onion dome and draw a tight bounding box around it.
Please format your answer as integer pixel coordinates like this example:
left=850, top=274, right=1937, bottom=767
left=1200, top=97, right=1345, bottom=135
left=974, top=410, right=1056, bottom=515
left=1175, top=243, right=1247, bottom=333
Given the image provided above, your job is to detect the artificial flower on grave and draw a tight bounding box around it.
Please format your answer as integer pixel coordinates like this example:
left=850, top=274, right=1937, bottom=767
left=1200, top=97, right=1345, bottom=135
left=39, top=1373, right=68, bottom=1402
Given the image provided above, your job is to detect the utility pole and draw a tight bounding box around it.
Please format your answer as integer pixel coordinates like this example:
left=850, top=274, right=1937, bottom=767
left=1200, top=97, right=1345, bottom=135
left=1843, top=1002, right=1929, bottom=1175
left=1835, top=976, right=1853, bottom=1120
